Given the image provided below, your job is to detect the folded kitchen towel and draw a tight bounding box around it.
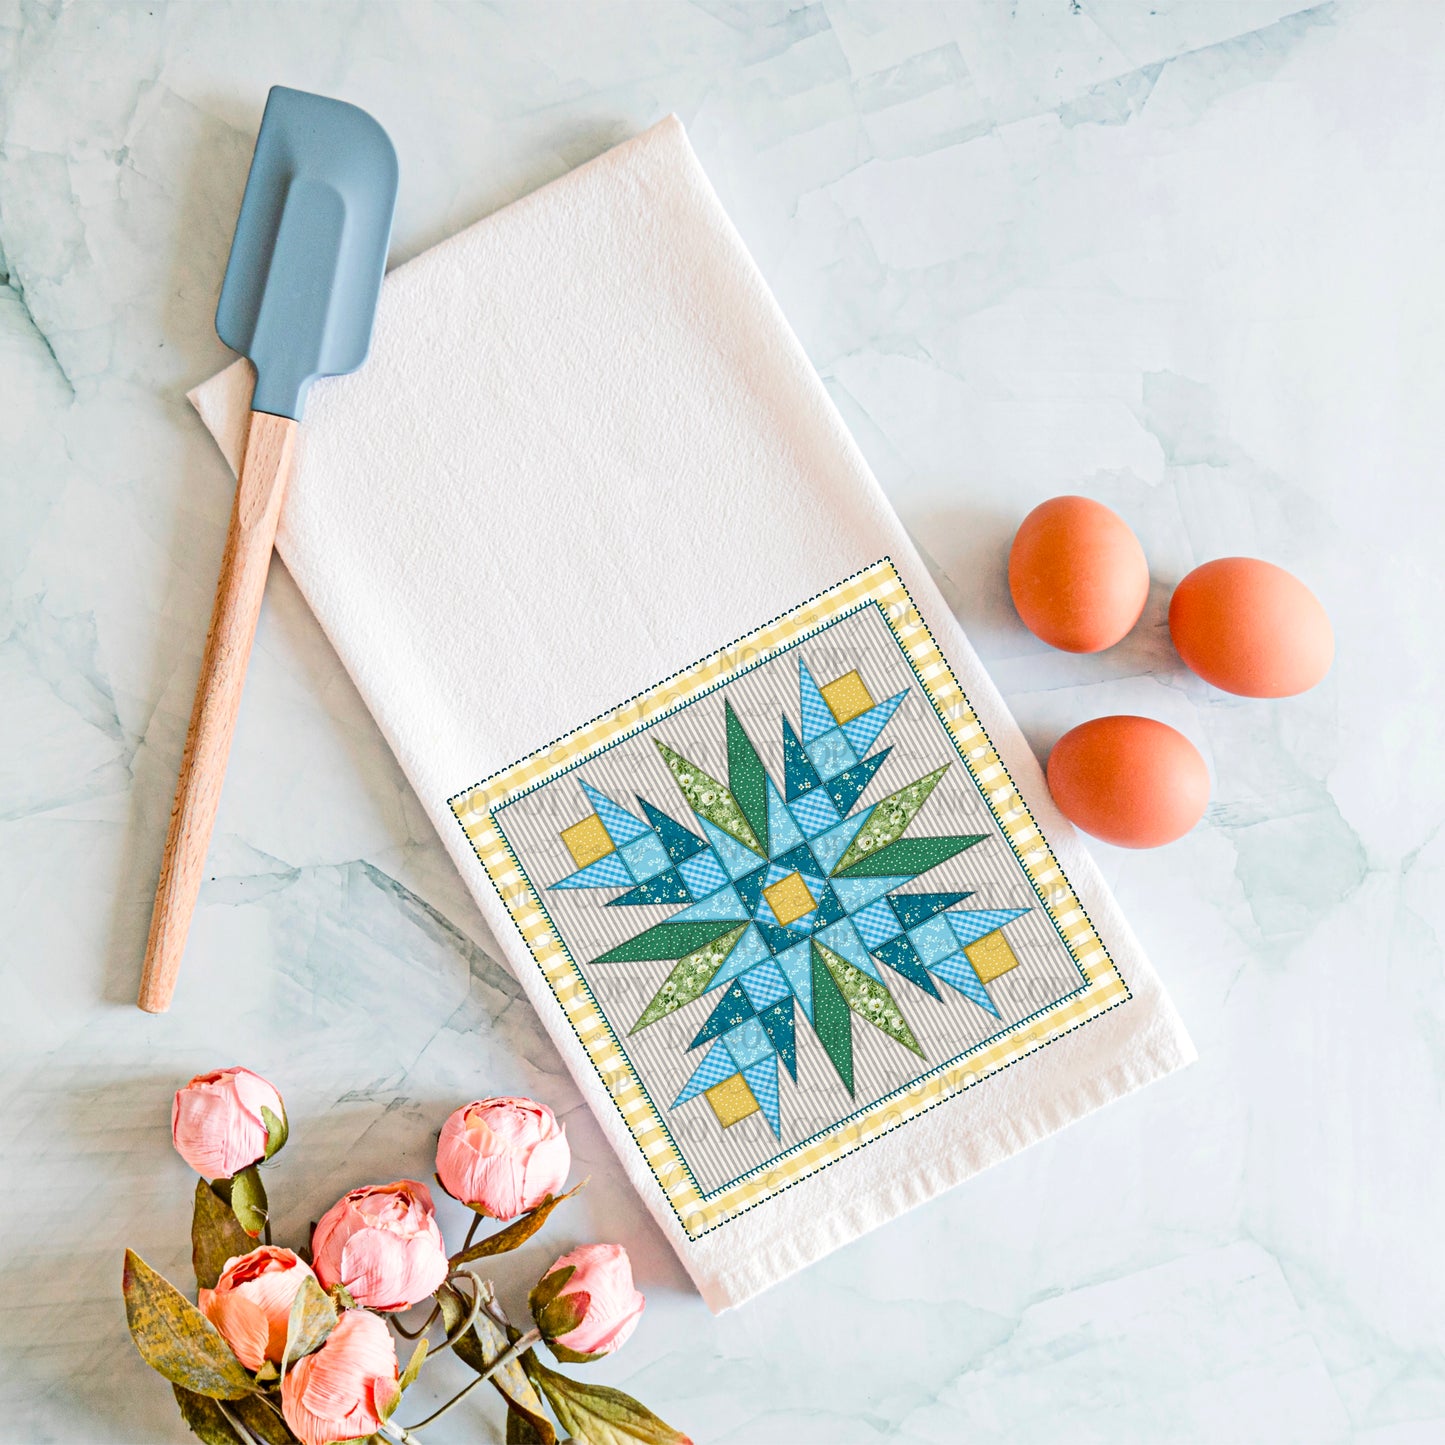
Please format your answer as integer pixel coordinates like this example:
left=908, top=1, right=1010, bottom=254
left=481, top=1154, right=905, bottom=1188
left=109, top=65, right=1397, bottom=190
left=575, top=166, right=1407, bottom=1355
left=190, top=115, right=1194, bottom=1312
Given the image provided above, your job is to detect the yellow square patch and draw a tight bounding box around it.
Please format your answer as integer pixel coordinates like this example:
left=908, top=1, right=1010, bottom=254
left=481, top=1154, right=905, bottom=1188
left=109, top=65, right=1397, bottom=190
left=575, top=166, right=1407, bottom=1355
left=763, top=870, right=817, bottom=927
left=560, top=814, right=614, bottom=869
left=705, top=1074, right=760, bottom=1128
left=821, top=669, right=874, bottom=724
left=964, top=929, right=1021, bottom=984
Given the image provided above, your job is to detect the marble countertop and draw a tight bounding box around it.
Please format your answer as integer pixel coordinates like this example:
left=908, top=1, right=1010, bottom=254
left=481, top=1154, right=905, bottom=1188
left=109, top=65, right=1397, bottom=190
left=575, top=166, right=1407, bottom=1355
left=3, top=2, right=1442, bottom=1441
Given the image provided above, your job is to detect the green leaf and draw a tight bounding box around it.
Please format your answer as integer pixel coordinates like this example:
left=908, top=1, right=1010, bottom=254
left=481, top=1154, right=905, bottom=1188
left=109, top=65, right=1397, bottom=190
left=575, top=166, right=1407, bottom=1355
left=282, top=1275, right=337, bottom=1374
left=836, top=832, right=988, bottom=878
left=192, top=1180, right=256, bottom=1291
left=630, top=927, right=748, bottom=1032
left=377, top=1376, right=404, bottom=1424
left=526, top=1353, right=693, bottom=1445
left=527, top=1264, right=575, bottom=1322
left=260, top=1104, right=289, bottom=1161
left=228, top=1396, right=302, bottom=1445
left=450, top=1182, right=586, bottom=1265
left=654, top=738, right=763, bottom=854
left=724, top=701, right=770, bottom=855
left=593, top=919, right=740, bottom=965
left=229, top=1165, right=268, bottom=1238
left=172, top=1387, right=244, bottom=1445
left=122, top=1251, right=256, bottom=1400
left=507, top=1399, right=551, bottom=1445
left=173, top=1390, right=302, bottom=1445
left=536, top=1290, right=589, bottom=1347
left=815, top=942, right=924, bottom=1058
left=832, top=764, right=949, bottom=873
left=398, top=1337, right=428, bottom=1392
left=545, top=1336, right=609, bottom=1365
left=438, top=1286, right=555, bottom=1444
left=810, top=942, right=854, bottom=1093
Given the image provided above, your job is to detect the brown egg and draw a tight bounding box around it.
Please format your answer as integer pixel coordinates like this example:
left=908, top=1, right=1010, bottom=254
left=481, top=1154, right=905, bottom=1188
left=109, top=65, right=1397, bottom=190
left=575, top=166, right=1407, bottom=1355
left=1047, top=715, right=1209, bottom=849
left=1169, top=557, right=1333, bottom=697
left=1008, top=496, right=1150, bottom=653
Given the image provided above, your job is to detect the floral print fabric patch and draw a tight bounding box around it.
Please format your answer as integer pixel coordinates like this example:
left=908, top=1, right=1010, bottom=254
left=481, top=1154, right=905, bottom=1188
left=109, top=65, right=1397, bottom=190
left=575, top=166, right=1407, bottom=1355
left=450, top=561, right=1129, bottom=1238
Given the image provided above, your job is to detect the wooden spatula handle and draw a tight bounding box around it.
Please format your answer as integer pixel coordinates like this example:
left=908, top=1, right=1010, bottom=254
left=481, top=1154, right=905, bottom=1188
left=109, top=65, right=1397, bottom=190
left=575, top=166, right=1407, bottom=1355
left=138, top=410, right=299, bottom=1012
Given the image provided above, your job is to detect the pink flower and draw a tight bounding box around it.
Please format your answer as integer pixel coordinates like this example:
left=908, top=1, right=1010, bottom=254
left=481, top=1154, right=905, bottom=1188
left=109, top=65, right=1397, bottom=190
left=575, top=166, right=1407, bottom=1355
left=281, top=1308, right=399, bottom=1445
left=436, top=1097, right=570, bottom=1220
left=532, top=1243, right=645, bottom=1361
left=311, top=1180, right=448, bottom=1312
left=172, top=1068, right=285, bottom=1180
left=197, top=1247, right=315, bottom=1372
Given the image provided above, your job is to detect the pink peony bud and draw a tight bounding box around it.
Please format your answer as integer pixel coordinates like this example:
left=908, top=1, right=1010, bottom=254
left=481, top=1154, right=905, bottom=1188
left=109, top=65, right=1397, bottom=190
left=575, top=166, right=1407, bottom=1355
left=532, top=1243, right=645, bottom=1361
left=281, top=1308, right=399, bottom=1445
left=172, top=1067, right=285, bottom=1180
left=311, top=1180, right=448, bottom=1312
left=197, top=1246, right=315, bottom=1372
left=436, top=1097, right=571, bottom=1220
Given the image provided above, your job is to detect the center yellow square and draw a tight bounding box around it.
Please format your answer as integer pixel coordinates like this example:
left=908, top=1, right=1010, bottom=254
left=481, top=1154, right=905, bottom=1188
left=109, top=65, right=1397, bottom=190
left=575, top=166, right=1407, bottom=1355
left=821, top=669, right=874, bottom=724
left=764, top=870, right=817, bottom=927
left=560, top=813, right=615, bottom=869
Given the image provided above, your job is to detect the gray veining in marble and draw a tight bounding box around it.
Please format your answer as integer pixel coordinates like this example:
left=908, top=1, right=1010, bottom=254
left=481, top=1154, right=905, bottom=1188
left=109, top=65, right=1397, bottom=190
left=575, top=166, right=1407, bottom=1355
left=2, top=2, right=1442, bottom=1442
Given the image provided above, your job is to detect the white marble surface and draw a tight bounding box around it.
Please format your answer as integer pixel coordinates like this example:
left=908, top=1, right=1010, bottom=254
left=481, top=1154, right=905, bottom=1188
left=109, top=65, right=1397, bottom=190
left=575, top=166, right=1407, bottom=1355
left=2, top=2, right=1442, bottom=1441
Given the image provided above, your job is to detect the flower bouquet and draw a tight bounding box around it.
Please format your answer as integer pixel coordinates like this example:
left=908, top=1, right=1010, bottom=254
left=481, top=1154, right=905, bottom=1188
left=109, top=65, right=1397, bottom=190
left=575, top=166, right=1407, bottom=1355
left=123, top=1067, right=691, bottom=1444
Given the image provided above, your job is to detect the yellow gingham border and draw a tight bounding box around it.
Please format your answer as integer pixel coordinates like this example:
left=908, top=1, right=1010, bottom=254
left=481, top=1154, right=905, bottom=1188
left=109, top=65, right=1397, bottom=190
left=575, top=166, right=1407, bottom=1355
left=449, top=559, right=1129, bottom=1239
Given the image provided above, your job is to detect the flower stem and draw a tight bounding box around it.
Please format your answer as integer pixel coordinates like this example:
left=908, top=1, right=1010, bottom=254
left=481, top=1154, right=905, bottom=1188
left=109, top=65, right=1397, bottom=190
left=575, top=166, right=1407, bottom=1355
left=391, top=1300, right=442, bottom=1340
left=400, top=1329, right=541, bottom=1432
left=431, top=1271, right=486, bottom=1357
left=216, top=1403, right=263, bottom=1445
left=461, top=1212, right=482, bottom=1254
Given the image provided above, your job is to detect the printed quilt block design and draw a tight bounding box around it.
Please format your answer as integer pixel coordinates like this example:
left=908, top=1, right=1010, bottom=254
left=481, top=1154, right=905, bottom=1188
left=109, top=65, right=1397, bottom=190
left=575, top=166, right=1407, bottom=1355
left=452, top=561, right=1130, bottom=1238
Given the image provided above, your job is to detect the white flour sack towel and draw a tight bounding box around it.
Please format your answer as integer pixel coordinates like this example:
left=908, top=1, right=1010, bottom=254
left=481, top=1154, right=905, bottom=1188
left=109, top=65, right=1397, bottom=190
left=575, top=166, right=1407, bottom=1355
left=191, top=116, right=1194, bottom=1312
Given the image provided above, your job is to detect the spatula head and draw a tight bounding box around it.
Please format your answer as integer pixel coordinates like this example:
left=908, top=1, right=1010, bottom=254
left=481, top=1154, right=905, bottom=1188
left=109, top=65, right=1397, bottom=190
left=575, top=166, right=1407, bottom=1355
left=216, top=86, right=398, bottom=420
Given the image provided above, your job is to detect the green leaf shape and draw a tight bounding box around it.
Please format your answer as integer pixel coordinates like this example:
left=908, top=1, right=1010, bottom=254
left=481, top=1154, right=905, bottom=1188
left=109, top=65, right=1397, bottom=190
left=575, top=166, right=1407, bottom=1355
left=725, top=702, right=769, bottom=855
left=450, top=1181, right=586, bottom=1264
left=833, top=764, right=949, bottom=873
left=192, top=1180, right=255, bottom=1291
left=508, top=1399, right=553, bottom=1445
left=528, top=1264, right=575, bottom=1326
left=377, top=1375, right=404, bottom=1424
left=654, top=740, right=763, bottom=855
left=398, top=1338, right=428, bottom=1392
left=229, top=1165, right=268, bottom=1239
left=171, top=1387, right=239, bottom=1445
left=525, top=1352, right=694, bottom=1445
left=260, top=1104, right=288, bottom=1161
left=173, top=1388, right=300, bottom=1445
left=438, top=1285, right=555, bottom=1444
left=536, top=1291, right=590, bottom=1349
left=809, top=943, right=854, bottom=1094
left=122, top=1250, right=256, bottom=1400
left=815, top=942, right=924, bottom=1058
left=544, top=1335, right=610, bottom=1366
left=281, top=1275, right=337, bottom=1375
left=631, top=925, right=749, bottom=1031
left=837, top=833, right=988, bottom=878
left=594, top=920, right=739, bottom=964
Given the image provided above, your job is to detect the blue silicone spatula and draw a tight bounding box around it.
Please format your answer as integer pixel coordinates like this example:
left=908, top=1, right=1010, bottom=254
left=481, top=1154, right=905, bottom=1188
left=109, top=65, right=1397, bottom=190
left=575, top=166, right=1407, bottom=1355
left=139, top=87, right=398, bottom=1011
